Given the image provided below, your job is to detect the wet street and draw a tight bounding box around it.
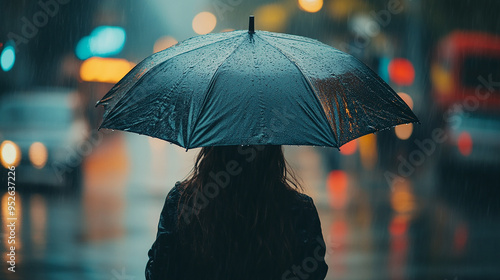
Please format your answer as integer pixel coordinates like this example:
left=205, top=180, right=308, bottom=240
left=1, top=132, right=499, bottom=280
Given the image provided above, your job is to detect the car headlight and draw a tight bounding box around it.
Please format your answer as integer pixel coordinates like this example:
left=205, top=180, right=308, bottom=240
left=29, top=142, right=48, bottom=169
left=1, top=140, right=21, bottom=168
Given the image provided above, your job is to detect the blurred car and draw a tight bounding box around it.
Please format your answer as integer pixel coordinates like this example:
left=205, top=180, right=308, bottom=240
left=431, top=31, right=500, bottom=171
left=441, top=110, right=500, bottom=169
left=0, top=88, right=89, bottom=191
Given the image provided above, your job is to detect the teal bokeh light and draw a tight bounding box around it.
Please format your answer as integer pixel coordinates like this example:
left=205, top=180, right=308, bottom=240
left=75, top=26, right=126, bottom=60
left=378, top=56, right=391, bottom=83
left=1, top=42, right=16, bottom=72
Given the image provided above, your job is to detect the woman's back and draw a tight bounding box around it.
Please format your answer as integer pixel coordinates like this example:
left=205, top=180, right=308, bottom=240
left=146, top=146, right=328, bottom=280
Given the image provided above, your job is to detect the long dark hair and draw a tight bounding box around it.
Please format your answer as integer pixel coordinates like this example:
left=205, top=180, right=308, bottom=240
left=176, top=145, right=303, bottom=279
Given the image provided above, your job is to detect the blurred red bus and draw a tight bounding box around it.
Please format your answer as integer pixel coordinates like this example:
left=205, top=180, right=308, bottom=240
left=431, top=31, right=500, bottom=109
left=432, top=31, right=500, bottom=170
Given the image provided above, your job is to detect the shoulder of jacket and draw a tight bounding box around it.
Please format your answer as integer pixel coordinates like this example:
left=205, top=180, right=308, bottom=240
left=289, top=192, right=316, bottom=214
left=295, top=192, right=314, bottom=204
left=166, top=181, right=183, bottom=202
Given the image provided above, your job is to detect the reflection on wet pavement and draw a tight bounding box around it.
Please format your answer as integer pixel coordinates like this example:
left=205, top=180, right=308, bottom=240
left=1, top=132, right=499, bottom=280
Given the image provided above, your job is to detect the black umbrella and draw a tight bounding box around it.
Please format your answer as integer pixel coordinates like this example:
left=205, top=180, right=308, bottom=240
left=96, top=16, right=418, bottom=149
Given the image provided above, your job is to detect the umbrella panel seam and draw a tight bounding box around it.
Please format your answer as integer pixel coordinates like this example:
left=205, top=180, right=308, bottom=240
left=256, top=33, right=339, bottom=147
left=187, top=35, right=248, bottom=147
left=98, top=33, right=243, bottom=123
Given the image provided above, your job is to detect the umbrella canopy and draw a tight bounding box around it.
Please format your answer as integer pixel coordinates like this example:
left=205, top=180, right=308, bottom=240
left=96, top=16, right=418, bottom=149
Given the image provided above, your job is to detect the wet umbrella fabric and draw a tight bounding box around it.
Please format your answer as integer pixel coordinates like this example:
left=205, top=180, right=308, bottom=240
left=96, top=28, right=418, bottom=149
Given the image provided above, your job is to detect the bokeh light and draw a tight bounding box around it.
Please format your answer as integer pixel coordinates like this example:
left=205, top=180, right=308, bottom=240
left=29, top=142, right=48, bottom=169
left=1, top=140, right=21, bottom=168
left=339, top=139, right=357, bottom=155
left=394, top=93, right=414, bottom=139
left=359, top=134, right=377, bottom=170
left=398, top=92, right=414, bottom=109
left=390, top=178, right=416, bottom=214
left=394, top=90, right=415, bottom=141
left=457, top=131, right=472, bottom=156
left=298, top=0, right=324, bottom=13
left=388, top=58, right=415, bottom=86
left=254, top=4, right=288, bottom=32
left=80, top=57, right=135, bottom=83
left=153, top=36, right=178, bottom=53
left=326, top=170, right=349, bottom=209
left=395, top=123, right=413, bottom=140
left=0, top=42, right=15, bottom=72
left=431, top=63, right=453, bottom=95
left=389, top=215, right=409, bottom=236
left=192, top=12, right=217, bottom=35
left=76, top=26, right=126, bottom=60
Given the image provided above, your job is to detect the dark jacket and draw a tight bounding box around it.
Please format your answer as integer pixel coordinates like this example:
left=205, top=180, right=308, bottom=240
left=146, top=182, right=328, bottom=280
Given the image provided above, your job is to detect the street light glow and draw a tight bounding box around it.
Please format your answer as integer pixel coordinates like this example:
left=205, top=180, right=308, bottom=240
left=1, top=43, right=15, bottom=72
left=298, top=0, right=323, bottom=13
left=192, top=12, right=217, bottom=35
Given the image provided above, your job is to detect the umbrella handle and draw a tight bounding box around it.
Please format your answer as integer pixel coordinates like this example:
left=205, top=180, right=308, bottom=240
left=249, top=15, right=255, bottom=34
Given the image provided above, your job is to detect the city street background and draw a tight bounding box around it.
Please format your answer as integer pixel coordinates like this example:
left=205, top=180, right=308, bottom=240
left=1, top=0, right=500, bottom=279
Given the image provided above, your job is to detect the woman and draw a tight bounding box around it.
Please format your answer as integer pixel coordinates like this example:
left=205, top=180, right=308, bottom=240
left=146, top=145, right=328, bottom=280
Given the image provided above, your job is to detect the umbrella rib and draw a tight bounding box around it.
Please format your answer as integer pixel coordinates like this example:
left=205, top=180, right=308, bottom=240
left=100, top=35, right=245, bottom=132
left=325, top=66, right=380, bottom=146
left=330, top=69, right=369, bottom=145
left=350, top=56, right=419, bottom=124
left=256, top=33, right=339, bottom=147
left=258, top=38, right=372, bottom=146
left=350, top=69, right=382, bottom=131
left=259, top=32, right=343, bottom=54
left=275, top=42, right=346, bottom=146
left=187, top=35, right=248, bottom=147
left=166, top=33, right=244, bottom=62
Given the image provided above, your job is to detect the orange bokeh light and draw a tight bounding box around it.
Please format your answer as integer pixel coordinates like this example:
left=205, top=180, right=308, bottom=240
left=254, top=4, right=288, bottom=32
left=339, top=139, right=357, bottom=155
left=395, top=123, right=413, bottom=140
left=398, top=92, right=414, bottom=109
left=390, top=178, right=416, bottom=214
left=298, top=0, right=324, bottom=13
left=80, top=57, right=135, bottom=84
left=29, top=142, right=48, bottom=169
left=359, top=134, right=377, bottom=170
left=153, top=36, right=178, bottom=53
left=192, top=12, right=217, bottom=35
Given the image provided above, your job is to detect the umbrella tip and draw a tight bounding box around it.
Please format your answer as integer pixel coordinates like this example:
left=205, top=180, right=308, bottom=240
left=248, top=15, right=254, bottom=34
